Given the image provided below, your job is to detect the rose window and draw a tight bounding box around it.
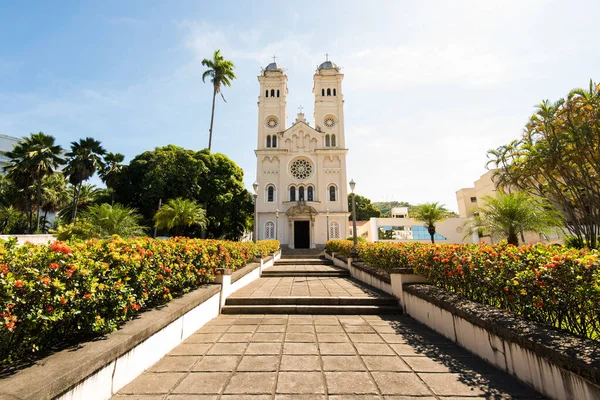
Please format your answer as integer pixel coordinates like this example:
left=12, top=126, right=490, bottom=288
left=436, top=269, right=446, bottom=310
left=290, top=159, right=313, bottom=180
left=266, top=116, right=279, bottom=128
left=324, top=116, right=336, bottom=127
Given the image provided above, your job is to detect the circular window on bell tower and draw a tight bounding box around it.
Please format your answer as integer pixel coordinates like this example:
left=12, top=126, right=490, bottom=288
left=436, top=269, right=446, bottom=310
left=265, top=116, right=279, bottom=129
left=323, top=115, right=336, bottom=128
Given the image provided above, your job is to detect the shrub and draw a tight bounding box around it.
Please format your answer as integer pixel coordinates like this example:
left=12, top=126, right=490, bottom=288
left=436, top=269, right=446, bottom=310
left=326, top=240, right=354, bottom=257
left=0, top=236, right=279, bottom=368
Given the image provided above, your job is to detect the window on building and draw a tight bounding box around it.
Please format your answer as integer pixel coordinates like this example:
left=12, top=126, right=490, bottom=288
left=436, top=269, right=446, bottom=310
left=327, top=88, right=331, bottom=96
left=322, top=88, right=325, bottom=96
left=265, top=221, right=275, bottom=239
left=333, top=88, right=337, bottom=96
left=267, top=185, right=275, bottom=202
left=299, top=186, right=305, bottom=201
left=265, top=90, right=268, bottom=97
left=470, top=197, right=477, bottom=203
left=277, top=89, right=280, bottom=97
left=325, top=134, right=330, bottom=147
left=266, top=135, right=271, bottom=148
left=290, top=186, right=296, bottom=201
left=329, top=221, right=340, bottom=239
left=270, top=89, right=275, bottom=97
left=331, top=134, right=336, bottom=147
left=307, top=186, right=313, bottom=201
left=272, top=135, right=277, bottom=148
left=329, top=185, right=336, bottom=201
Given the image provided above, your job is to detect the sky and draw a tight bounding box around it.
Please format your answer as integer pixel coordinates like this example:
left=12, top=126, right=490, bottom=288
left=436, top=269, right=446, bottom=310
left=1, top=0, right=599, bottom=212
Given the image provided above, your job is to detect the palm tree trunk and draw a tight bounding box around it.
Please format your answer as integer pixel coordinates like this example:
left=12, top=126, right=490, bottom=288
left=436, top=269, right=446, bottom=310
left=72, top=182, right=82, bottom=222
left=208, top=86, right=217, bottom=152
left=42, top=209, right=48, bottom=232
left=428, top=225, right=436, bottom=244
left=35, top=180, right=42, bottom=232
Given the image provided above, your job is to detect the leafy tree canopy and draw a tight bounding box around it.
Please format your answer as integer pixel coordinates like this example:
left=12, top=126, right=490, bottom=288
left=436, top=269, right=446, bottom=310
left=347, top=194, right=382, bottom=221
left=372, top=201, right=412, bottom=217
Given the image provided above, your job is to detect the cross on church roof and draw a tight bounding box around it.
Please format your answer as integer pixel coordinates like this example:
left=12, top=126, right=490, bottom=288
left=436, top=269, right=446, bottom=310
left=298, top=105, right=304, bottom=113
left=325, top=53, right=329, bottom=61
left=272, top=55, right=277, bottom=63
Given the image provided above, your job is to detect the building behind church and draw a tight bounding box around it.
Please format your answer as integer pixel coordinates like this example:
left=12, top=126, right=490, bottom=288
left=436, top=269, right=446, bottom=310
left=254, top=59, right=350, bottom=249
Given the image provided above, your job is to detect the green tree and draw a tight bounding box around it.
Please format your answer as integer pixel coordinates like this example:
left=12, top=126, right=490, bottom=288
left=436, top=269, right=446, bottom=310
left=154, top=198, right=206, bottom=236
left=99, top=152, right=125, bottom=204
left=64, top=137, right=106, bottom=221
left=463, top=192, right=563, bottom=246
left=40, top=174, right=69, bottom=231
left=411, top=202, right=450, bottom=244
left=4, top=132, right=64, bottom=232
left=58, top=183, right=103, bottom=223
left=347, top=194, right=382, bottom=221
left=372, top=201, right=412, bottom=217
left=0, top=206, right=27, bottom=234
left=202, top=50, right=236, bottom=151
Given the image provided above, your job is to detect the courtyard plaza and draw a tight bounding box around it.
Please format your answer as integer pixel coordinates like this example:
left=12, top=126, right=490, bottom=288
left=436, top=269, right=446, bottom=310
left=110, top=253, right=545, bottom=399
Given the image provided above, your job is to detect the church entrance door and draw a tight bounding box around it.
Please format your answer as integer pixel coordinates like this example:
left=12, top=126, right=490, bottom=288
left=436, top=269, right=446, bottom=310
left=294, top=221, right=310, bottom=249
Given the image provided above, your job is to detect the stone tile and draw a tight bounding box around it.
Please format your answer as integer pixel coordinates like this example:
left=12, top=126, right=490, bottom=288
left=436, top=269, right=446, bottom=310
left=371, top=372, right=431, bottom=396
left=316, top=333, right=349, bottom=342
left=322, top=355, right=363, bottom=371
left=344, top=325, right=376, bottom=333
left=237, top=355, right=279, bottom=371
left=280, top=355, right=321, bottom=371
left=319, top=342, right=356, bottom=355
left=200, top=325, right=230, bottom=333
left=325, top=372, right=378, bottom=394
left=245, top=342, right=282, bottom=355
left=167, top=396, right=217, bottom=400
left=418, top=373, right=486, bottom=396
left=313, top=316, right=340, bottom=325
left=389, top=344, right=425, bottom=357
left=169, top=343, right=212, bottom=356
left=227, top=325, right=258, bottom=333
left=379, top=334, right=406, bottom=344
left=381, top=397, right=435, bottom=400
left=185, top=333, right=222, bottom=343
left=283, top=342, right=319, bottom=355
left=286, top=324, right=315, bottom=333
left=234, top=318, right=263, bottom=325
left=262, top=317, right=288, bottom=325
left=207, top=342, right=247, bottom=355
left=277, top=371, right=325, bottom=394
left=285, top=333, right=316, bottom=342
left=193, top=355, right=240, bottom=371
left=402, top=356, right=451, bottom=372
left=315, top=325, right=344, bottom=333
left=219, top=333, right=254, bottom=342
left=354, top=343, right=395, bottom=355
left=288, top=316, right=313, bottom=325
left=148, top=356, right=198, bottom=372
left=223, top=372, right=277, bottom=394
left=257, top=324, right=286, bottom=332
left=172, top=372, right=230, bottom=394
left=276, top=395, right=326, bottom=400
left=348, top=333, right=384, bottom=343
left=371, top=325, right=398, bottom=334
left=112, top=396, right=166, bottom=400
left=209, top=317, right=236, bottom=325
left=252, top=332, right=285, bottom=342
left=362, top=356, right=410, bottom=372
left=221, top=396, right=271, bottom=400
left=328, top=396, right=382, bottom=400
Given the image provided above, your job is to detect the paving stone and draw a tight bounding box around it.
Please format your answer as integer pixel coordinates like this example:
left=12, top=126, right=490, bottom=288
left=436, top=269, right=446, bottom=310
left=362, top=356, right=410, bottom=372
left=207, top=342, right=247, bottom=355
left=319, top=342, right=357, bottom=355
left=379, top=334, right=406, bottom=343
left=344, top=325, right=376, bottom=333
left=167, top=396, right=218, bottom=400
left=172, top=372, right=230, bottom=394
left=245, top=342, right=282, bottom=354
left=219, top=333, right=254, bottom=342
left=287, top=324, right=315, bottom=333
left=227, top=324, right=258, bottom=332
left=322, top=355, right=363, bottom=371
left=354, top=343, right=395, bottom=355
left=277, top=371, right=325, bottom=394
left=262, top=317, right=288, bottom=324
left=185, top=333, right=222, bottom=343
left=200, top=325, right=230, bottom=333
left=418, top=373, right=487, bottom=396
left=283, top=342, right=319, bottom=354
left=252, top=332, right=285, bottom=342
left=371, top=372, right=431, bottom=396
left=112, top=395, right=168, bottom=400
left=275, top=395, right=327, bottom=400
left=389, top=343, right=426, bottom=357
left=325, top=371, right=378, bottom=394
left=234, top=318, right=263, bottom=325
left=348, top=333, right=384, bottom=343
left=221, top=396, right=271, bottom=400
left=209, top=318, right=236, bottom=325
left=192, top=355, right=240, bottom=371
left=328, top=396, right=383, bottom=400
left=257, top=324, right=286, bottom=332
left=148, top=356, right=199, bottom=372
left=280, top=355, right=321, bottom=371
left=317, top=333, right=349, bottom=342
left=169, top=343, right=212, bottom=356
left=315, top=325, right=344, bottom=333
left=223, top=372, right=276, bottom=394
left=285, top=332, right=316, bottom=342
left=119, top=372, right=184, bottom=394
left=236, top=355, right=280, bottom=371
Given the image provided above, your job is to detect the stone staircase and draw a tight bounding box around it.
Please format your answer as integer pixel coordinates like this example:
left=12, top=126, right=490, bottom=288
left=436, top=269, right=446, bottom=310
left=221, top=250, right=401, bottom=315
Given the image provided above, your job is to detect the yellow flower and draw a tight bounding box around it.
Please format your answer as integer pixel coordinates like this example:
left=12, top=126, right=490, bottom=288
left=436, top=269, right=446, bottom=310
left=512, top=279, right=519, bottom=285
left=520, top=289, right=527, bottom=295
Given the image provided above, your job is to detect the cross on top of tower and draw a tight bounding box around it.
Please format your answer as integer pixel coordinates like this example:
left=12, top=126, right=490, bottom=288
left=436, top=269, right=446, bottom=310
left=325, top=53, right=329, bottom=62
left=298, top=105, right=304, bottom=113
left=272, top=55, right=277, bottom=63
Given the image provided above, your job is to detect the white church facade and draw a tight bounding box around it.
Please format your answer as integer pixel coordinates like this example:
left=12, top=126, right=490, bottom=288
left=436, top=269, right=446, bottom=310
left=254, top=59, right=350, bottom=248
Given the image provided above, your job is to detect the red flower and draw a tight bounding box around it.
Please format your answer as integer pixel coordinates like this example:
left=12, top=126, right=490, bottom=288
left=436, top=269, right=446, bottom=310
left=157, top=274, right=163, bottom=280
left=60, top=297, right=67, bottom=304
left=84, top=294, right=92, bottom=300
left=41, top=277, right=51, bottom=285
left=46, top=305, right=53, bottom=311
left=50, top=242, right=72, bottom=254
left=0, top=265, right=8, bottom=275
left=14, top=280, right=23, bottom=288
left=49, top=263, right=59, bottom=269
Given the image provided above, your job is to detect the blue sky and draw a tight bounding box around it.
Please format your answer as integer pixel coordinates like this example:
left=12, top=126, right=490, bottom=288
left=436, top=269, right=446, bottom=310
left=1, top=0, right=599, bottom=212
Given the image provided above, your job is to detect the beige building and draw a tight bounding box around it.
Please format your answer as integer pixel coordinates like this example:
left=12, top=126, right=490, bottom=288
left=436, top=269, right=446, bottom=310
left=254, top=59, right=350, bottom=248
left=456, top=169, right=498, bottom=218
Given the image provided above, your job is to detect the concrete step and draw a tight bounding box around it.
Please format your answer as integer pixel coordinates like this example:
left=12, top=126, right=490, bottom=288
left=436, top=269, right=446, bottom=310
left=221, top=304, right=401, bottom=315
left=226, top=296, right=398, bottom=306
left=261, top=270, right=349, bottom=277
left=275, top=259, right=332, bottom=266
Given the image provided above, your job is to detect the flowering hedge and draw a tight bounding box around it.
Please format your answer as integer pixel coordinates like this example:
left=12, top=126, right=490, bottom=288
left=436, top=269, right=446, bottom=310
left=325, top=240, right=355, bottom=257
left=326, top=240, right=600, bottom=341
left=0, top=237, right=279, bottom=368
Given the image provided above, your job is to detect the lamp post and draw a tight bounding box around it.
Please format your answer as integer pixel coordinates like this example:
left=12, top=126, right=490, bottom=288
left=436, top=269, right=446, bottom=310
left=326, top=208, right=330, bottom=242
left=275, top=209, right=279, bottom=241
left=349, top=179, right=358, bottom=257
left=253, top=182, right=259, bottom=243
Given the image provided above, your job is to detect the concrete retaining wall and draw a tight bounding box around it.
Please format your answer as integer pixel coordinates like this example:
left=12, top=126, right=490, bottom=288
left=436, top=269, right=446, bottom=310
left=0, top=234, right=55, bottom=245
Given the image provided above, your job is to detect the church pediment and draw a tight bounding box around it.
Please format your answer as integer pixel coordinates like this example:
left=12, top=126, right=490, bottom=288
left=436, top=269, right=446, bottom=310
left=285, top=202, right=319, bottom=217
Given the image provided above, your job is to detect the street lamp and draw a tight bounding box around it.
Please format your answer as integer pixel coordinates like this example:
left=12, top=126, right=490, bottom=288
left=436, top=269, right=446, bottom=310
left=349, top=179, right=358, bottom=256
left=275, top=209, right=279, bottom=241
left=326, top=208, right=330, bottom=242
left=253, top=182, right=259, bottom=243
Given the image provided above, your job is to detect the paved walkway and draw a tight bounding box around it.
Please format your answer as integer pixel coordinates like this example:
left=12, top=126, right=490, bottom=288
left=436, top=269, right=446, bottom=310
left=111, top=254, right=545, bottom=399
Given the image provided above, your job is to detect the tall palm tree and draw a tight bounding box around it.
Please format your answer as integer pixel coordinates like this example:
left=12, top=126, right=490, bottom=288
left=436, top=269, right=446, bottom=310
left=4, top=132, right=64, bottom=232
left=463, top=192, right=563, bottom=246
left=40, top=174, right=69, bottom=231
left=99, top=152, right=125, bottom=204
left=58, top=183, right=103, bottom=223
left=154, top=198, right=207, bottom=236
left=64, top=137, right=106, bottom=221
left=411, top=202, right=450, bottom=244
left=201, top=50, right=236, bottom=151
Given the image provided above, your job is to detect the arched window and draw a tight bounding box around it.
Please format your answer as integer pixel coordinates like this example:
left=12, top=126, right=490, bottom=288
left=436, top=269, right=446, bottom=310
left=329, top=221, right=340, bottom=239
left=331, top=134, right=336, bottom=147
left=333, top=88, right=337, bottom=96
left=265, top=221, right=275, bottom=239
left=266, top=135, right=271, bottom=148
left=307, top=186, right=314, bottom=201
left=325, top=135, right=330, bottom=147
left=322, top=89, right=325, bottom=96
left=327, top=88, right=331, bottom=96
left=265, top=90, right=269, bottom=97
left=266, top=185, right=275, bottom=202
left=299, top=186, right=305, bottom=201
left=271, top=89, right=275, bottom=97
left=329, top=185, right=337, bottom=201
left=277, top=89, right=280, bottom=97
left=290, top=186, right=296, bottom=201
left=272, top=135, right=277, bottom=148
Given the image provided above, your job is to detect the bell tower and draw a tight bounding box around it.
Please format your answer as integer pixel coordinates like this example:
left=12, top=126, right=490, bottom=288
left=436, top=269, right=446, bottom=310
left=257, top=60, right=288, bottom=149
left=313, top=57, right=345, bottom=149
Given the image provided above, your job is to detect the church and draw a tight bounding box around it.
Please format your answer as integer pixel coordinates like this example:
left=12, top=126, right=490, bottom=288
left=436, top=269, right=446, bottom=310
left=254, top=58, right=351, bottom=249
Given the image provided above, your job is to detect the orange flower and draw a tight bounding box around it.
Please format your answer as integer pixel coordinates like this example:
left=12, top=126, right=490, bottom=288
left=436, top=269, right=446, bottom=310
left=60, top=297, right=67, bottom=304
left=42, top=277, right=51, bottom=285
left=0, top=264, right=8, bottom=275
left=14, top=280, right=23, bottom=288
left=84, top=294, right=92, bottom=299
left=49, top=263, right=59, bottom=269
